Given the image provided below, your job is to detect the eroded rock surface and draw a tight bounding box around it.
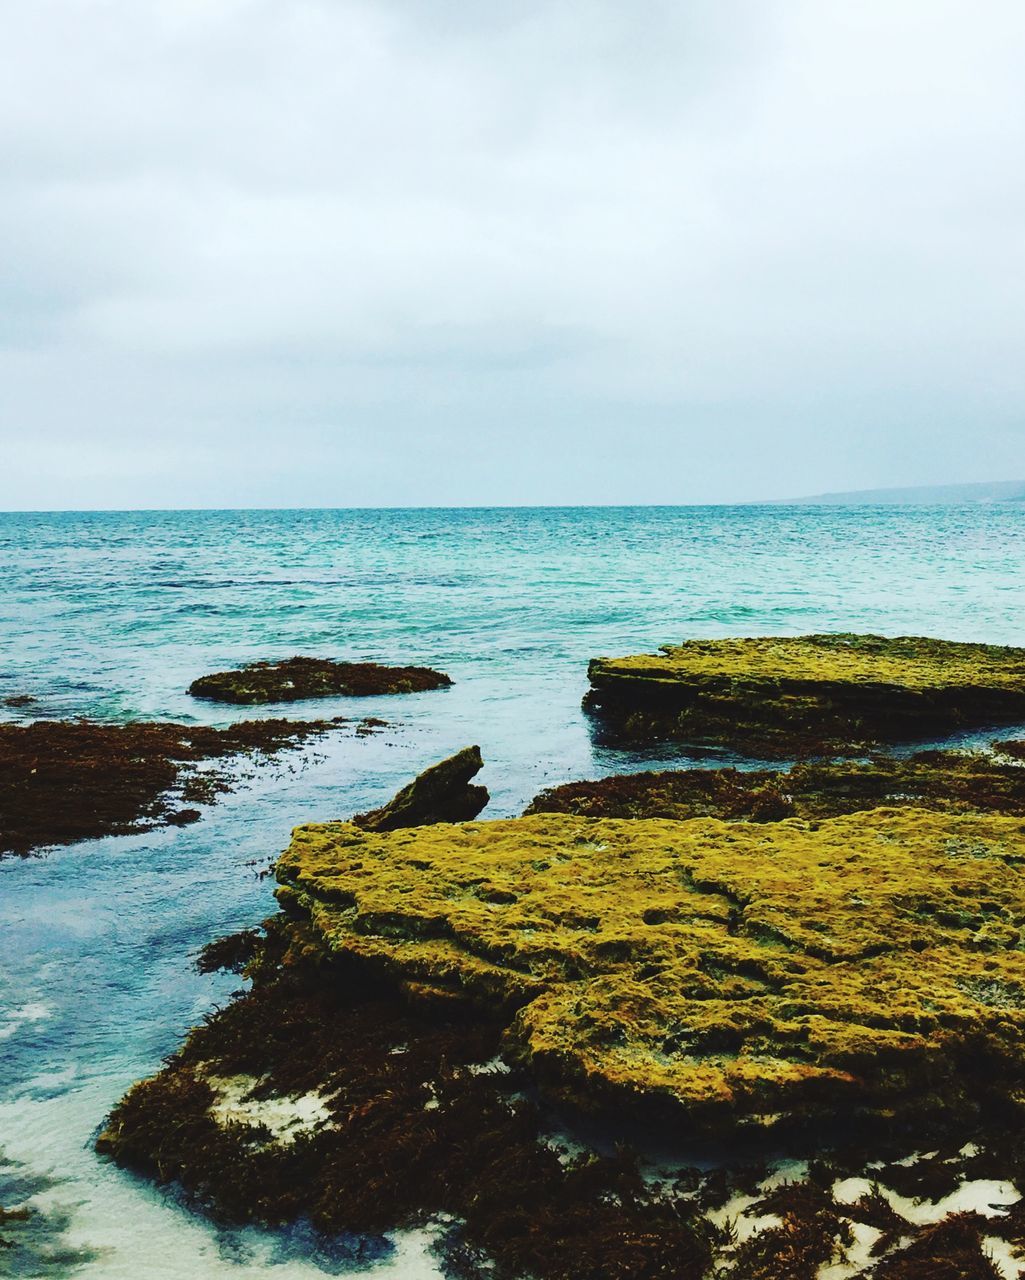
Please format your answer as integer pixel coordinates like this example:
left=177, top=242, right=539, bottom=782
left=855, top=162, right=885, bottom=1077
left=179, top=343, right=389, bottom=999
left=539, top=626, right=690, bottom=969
left=525, top=746, right=1025, bottom=824
left=584, top=633, right=1025, bottom=755
left=353, top=745, right=488, bottom=831
left=189, top=656, right=451, bottom=704
left=100, top=807, right=1025, bottom=1277
left=275, top=809, right=1025, bottom=1134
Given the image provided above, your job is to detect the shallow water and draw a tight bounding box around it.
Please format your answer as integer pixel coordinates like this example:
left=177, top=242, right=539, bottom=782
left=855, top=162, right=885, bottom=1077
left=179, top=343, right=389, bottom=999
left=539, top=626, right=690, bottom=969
left=3, top=504, right=1025, bottom=1277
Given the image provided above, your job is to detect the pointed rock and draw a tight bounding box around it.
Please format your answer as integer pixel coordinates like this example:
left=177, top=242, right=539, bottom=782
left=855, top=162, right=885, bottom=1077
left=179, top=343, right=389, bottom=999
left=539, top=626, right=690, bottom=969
left=353, top=746, right=488, bottom=831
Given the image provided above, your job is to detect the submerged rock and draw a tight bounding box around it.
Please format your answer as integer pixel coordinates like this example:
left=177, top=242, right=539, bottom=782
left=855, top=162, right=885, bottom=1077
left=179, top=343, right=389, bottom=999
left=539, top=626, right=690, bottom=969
left=352, top=746, right=489, bottom=831
left=189, top=656, right=451, bottom=704
left=584, top=633, right=1025, bottom=755
left=195, top=928, right=262, bottom=975
left=525, top=745, right=1025, bottom=823
left=0, top=717, right=358, bottom=856
left=275, top=809, right=1025, bottom=1134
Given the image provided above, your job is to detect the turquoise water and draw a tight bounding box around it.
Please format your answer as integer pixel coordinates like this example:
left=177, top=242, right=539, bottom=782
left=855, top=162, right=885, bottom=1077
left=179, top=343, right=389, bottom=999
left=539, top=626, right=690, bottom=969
left=2, top=504, right=1025, bottom=1277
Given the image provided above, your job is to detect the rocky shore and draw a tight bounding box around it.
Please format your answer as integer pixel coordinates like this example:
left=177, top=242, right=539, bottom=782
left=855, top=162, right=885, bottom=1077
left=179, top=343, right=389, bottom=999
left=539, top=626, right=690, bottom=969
left=0, top=715, right=372, bottom=856
left=584, top=633, right=1025, bottom=755
left=272, top=807, right=1025, bottom=1136
left=526, top=744, right=1025, bottom=823
left=98, top=804, right=1025, bottom=1277
left=189, top=656, right=452, bottom=704
left=95, top=634, right=1025, bottom=1278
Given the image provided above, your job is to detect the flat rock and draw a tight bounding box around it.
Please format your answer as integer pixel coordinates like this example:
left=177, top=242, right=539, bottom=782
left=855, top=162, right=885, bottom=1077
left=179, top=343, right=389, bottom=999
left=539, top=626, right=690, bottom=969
left=189, top=656, right=451, bottom=704
left=0, top=717, right=351, bottom=856
left=584, top=633, right=1025, bottom=755
left=353, top=745, right=488, bottom=830
left=276, top=808, right=1025, bottom=1133
left=525, top=746, right=1025, bottom=823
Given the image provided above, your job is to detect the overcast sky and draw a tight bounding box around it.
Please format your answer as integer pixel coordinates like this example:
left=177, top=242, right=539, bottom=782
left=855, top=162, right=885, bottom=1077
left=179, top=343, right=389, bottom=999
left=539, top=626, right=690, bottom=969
left=2, top=1, right=1024, bottom=508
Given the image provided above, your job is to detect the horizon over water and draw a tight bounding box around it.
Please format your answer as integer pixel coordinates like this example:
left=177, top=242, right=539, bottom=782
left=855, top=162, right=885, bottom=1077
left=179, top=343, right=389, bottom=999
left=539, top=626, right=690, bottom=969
left=3, top=503, right=1025, bottom=1278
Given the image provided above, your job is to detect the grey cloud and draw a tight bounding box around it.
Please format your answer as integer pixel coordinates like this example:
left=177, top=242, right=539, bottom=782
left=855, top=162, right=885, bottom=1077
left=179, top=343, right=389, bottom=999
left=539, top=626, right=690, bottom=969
left=1, top=0, right=1023, bottom=508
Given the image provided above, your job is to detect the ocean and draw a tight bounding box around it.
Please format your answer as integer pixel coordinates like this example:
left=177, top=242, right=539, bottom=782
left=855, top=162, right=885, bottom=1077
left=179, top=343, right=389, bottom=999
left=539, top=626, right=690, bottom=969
left=3, top=504, right=1025, bottom=1277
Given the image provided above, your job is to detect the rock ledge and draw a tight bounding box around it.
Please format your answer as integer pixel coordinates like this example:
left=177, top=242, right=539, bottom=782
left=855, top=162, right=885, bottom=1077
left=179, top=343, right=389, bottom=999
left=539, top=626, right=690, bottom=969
left=584, top=633, right=1025, bottom=754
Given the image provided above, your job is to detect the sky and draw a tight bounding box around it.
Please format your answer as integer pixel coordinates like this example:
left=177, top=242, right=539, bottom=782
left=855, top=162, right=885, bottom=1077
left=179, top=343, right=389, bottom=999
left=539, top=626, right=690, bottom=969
left=2, top=0, right=1024, bottom=509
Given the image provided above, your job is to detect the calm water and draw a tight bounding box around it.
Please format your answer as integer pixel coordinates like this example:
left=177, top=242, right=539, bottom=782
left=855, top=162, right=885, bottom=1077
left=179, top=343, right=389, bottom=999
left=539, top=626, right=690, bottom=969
left=2, top=504, right=1025, bottom=1277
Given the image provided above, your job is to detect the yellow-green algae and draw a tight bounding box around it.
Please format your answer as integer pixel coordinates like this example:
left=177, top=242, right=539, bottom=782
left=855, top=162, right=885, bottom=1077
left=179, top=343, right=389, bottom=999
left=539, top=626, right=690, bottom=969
left=594, top=634, right=1025, bottom=689
left=584, top=633, right=1025, bottom=754
left=277, top=809, right=1025, bottom=1132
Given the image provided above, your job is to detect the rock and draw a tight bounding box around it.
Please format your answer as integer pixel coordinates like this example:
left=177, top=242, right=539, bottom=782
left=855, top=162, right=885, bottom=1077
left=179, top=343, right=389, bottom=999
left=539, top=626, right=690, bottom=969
left=275, top=808, right=1025, bottom=1134
left=100, top=808, right=1025, bottom=1276
left=195, top=928, right=262, bottom=974
left=97, top=918, right=715, bottom=1279
left=0, top=717, right=351, bottom=857
left=583, top=633, right=1025, bottom=756
left=352, top=746, right=488, bottom=831
left=525, top=747, right=1025, bottom=823
left=188, top=656, right=451, bottom=704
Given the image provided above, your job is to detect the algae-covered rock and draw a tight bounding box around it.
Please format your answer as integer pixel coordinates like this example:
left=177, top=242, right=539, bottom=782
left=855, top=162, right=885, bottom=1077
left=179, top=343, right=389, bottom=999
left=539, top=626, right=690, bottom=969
left=97, top=919, right=716, bottom=1279
left=353, top=746, right=489, bottom=831
left=584, top=633, right=1025, bottom=755
left=276, top=809, right=1025, bottom=1133
left=0, top=717, right=354, bottom=857
left=100, top=812, right=1025, bottom=1276
left=189, top=656, right=451, bottom=704
left=525, top=747, right=1025, bottom=824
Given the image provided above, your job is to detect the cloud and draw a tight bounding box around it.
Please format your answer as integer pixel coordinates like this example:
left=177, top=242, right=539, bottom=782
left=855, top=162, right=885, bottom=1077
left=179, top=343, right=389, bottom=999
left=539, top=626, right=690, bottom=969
left=1, top=0, right=1023, bottom=507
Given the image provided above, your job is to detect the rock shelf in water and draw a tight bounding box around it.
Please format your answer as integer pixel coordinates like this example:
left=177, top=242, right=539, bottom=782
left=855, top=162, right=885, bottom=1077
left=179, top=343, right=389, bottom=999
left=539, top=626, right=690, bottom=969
left=584, top=633, right=1025, bottom=755
left=0, top=716, right=363, bottom=856
left=188, top=656, right=452, bottom=704
left=526, top=744, right=1025, bottom=824
left=274, top=808, right=1025, bottom=1134
left=100, top=808, right=1025, bottom=1277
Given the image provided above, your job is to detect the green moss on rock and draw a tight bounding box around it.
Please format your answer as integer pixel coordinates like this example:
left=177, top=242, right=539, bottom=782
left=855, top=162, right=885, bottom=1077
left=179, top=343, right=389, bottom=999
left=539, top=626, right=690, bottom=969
left=276, top=809, right=1025, bottom=1133
left=584, top=634, right=1025, bottom=755
left=189, top=656, right=451, bottom=705
left=97, top=920, right=717, bottom=1278
left=100, top=809, right=1025, bottom=1276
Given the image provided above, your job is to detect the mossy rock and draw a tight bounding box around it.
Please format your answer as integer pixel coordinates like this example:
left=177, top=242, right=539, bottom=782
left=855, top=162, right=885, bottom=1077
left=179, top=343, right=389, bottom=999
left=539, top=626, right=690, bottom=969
left=525, top=746, right=1025, bottom=824
left=97, top=919, right=717, bottom=1278
left=188, top=656, right=452, bottom=704
left=584, top=633, right=1025, bottom=756
left=276, top=808, right=1025, bottom=1134
left=101, top=812, right=1025, bottom=1275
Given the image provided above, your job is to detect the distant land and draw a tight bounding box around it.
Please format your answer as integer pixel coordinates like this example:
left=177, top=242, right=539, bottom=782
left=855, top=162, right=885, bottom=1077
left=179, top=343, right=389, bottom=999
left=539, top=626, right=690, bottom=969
left=779, top=480, right=1025, bottom=505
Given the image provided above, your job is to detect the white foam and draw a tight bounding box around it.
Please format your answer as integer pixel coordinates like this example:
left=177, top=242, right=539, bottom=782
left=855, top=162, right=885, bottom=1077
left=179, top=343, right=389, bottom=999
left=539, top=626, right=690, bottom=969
left=0, top=1000, right=52, bottom=1041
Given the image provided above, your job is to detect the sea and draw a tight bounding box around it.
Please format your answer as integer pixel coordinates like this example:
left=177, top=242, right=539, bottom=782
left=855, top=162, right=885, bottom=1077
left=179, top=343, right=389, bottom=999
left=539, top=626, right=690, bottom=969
left=2, top=504, right=1025, bottom=1279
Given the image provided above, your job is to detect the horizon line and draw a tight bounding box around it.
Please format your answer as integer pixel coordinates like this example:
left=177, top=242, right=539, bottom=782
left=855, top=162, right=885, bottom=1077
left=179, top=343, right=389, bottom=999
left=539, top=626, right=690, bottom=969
left=0, top=498, right=1016, bottom=515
